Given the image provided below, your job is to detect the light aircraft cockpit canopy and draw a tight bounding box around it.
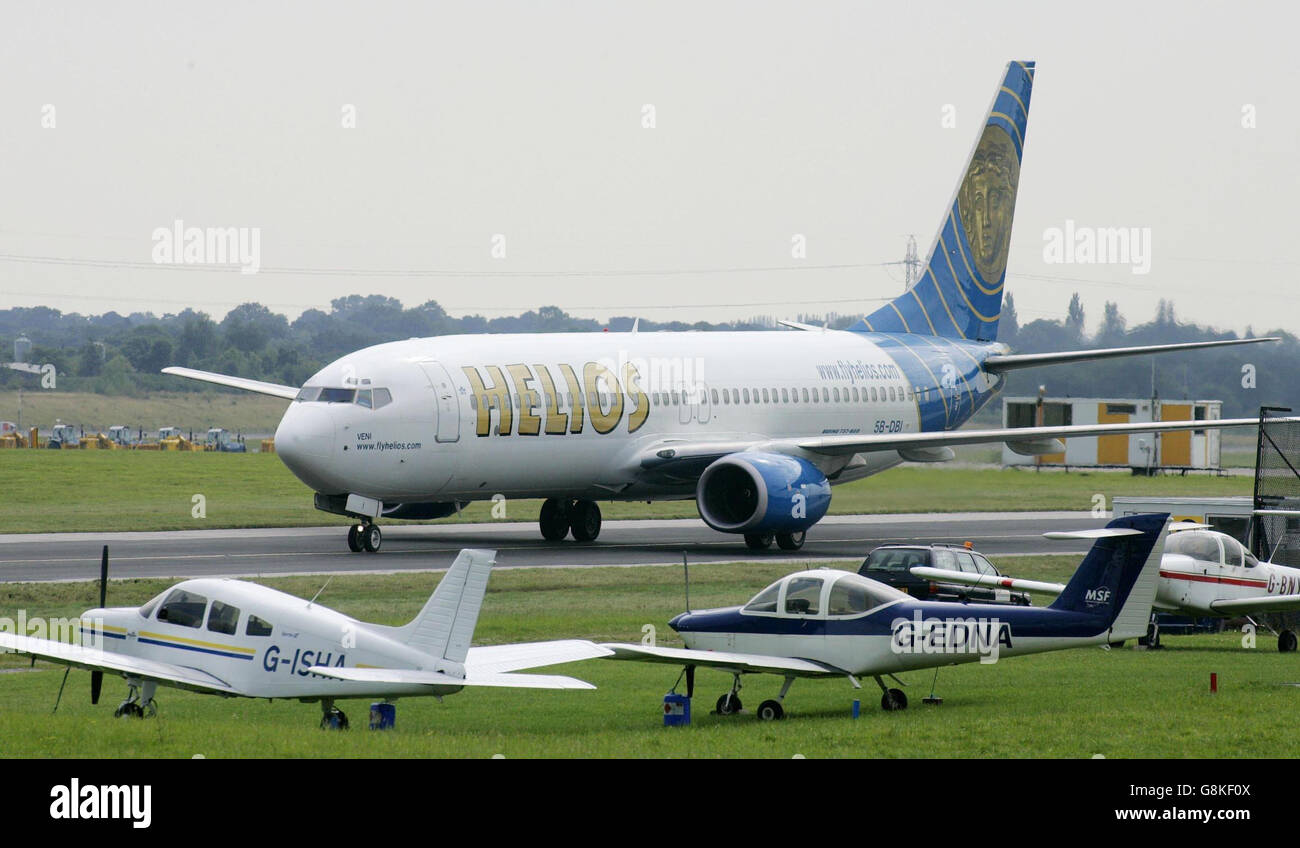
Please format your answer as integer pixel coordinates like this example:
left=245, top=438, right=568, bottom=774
left=742, top=570, right=908, bottom=618
left=1165, top=530, right=1259, bottom=568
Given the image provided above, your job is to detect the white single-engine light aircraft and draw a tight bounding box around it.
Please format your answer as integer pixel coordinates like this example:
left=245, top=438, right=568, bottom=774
left=164, top=61, right=1276, bottom=554
left=913, top=523, right=1300, bottom=651
left=0, top=549, right=610, bottom=728
left=605, top=513, right=1171, bottom=720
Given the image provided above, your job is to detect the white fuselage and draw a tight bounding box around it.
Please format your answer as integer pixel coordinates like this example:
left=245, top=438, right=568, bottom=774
left=83, top=579, right=462, bottom=700
left=1156, top=554, right=1300, bottom=617
left=273, top=329, right=1003, bottom=504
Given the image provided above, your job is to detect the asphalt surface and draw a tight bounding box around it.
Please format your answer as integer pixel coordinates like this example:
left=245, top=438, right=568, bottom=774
left=0, top=511, right=1104, bottom=582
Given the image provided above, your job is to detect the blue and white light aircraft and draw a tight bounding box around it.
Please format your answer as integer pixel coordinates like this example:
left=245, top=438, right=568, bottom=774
left=605, top=513, right=1171, bottom=720
left=164, top=61, right=1273, bottom=554
left=0, top=549, right=610, bottom=728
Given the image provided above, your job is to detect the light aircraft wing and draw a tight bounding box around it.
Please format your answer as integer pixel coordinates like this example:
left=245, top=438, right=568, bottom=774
left=1208, top=594, right=1300, bottom=615
left=602, top=643, right=846, bottom=678
left=908, top=566, right=1066, bottom=597
left=160, top=366, right=299, bottom=400
left=306, top=665, right=596, bottom=690
left=0, top=631, right=239, bottom=695
left=464, top=639, right=613, bottom=674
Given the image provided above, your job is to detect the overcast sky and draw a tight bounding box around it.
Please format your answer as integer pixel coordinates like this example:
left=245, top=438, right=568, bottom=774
left=2, top=1, right=1296, bottom=336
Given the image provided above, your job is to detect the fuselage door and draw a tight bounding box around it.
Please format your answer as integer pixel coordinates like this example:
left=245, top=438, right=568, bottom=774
left=418, top=361, right=461, bottom=444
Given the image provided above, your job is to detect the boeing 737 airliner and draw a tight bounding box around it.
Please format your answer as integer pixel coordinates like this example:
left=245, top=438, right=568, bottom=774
left=165, top=61, right=1275, bottom=553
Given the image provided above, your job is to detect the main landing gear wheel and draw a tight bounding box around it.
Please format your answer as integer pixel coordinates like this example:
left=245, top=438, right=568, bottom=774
left=114, top=702, right=144, bottom=719
left=347, top=524, right=363, bottom=552
left=716, top=692, right=743, bottom=715
left=881, top=689, right=908, bottom=711
left=539, top=498, right=570, bottom=541
left=320, top=703, right=350, bottom=730
left=776, top=531, right=806, bottom=551
left=569, top=500, right=602, bottom=542
left=361, top=523, right=382, bottom=553
left=744, top=533, right=774, bottom=551
left=1280, top=630, right=1298, bottom=653
left=757, top=699, right=785, bottom=721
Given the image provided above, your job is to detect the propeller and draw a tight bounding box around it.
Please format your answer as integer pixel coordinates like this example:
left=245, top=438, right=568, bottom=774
left=90, top=545, right=107, bottom=705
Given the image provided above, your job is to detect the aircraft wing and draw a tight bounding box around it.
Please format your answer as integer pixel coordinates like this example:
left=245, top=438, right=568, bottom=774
left=464, top=640, right=613, bottom=674
left=981, top=337, right=1278, bottom=372
left=306, top=665, right=597, bottom=690
left=635, top=420, right=1285, bottom=476
left=909, top=566, right=1066, bottom=597
left=602, top=643, right=846, bottom=678
left=161, top=366, right=299, bottom=400
left=0, top=632, right=239, bottom=695
left=1208, top=594, right=1300, bottom=615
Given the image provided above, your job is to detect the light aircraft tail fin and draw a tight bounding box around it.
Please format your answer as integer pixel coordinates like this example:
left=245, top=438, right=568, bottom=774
left=397, top=549, right=495, bottom=663
left=1047, top=513, right=1170, bottom=639
left=850, top=60, right=1035, bottom=342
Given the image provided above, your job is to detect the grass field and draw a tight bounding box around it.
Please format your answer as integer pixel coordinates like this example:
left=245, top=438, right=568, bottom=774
left=0, top=390, right=290, bottom=437
left=0, top=559, right=1295, bottom=758
left=0, top=451, right=1253, bottom=534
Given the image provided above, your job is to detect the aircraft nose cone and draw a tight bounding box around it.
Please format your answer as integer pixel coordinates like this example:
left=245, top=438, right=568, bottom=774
left=275, top=405, right=337, bottom=490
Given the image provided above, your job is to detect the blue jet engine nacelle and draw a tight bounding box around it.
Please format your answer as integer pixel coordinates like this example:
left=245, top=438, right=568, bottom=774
left=696, top=452, right=831, bottom=536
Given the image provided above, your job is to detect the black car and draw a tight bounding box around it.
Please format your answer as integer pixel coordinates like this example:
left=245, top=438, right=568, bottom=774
left=858, top=544, right=1032, bottom=606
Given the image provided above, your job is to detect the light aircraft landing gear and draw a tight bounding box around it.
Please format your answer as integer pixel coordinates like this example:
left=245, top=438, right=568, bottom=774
left=716, top=674, right=743, bottom=715
left=538, top=498, right=602, bottom=542
left=757, top=676, right=796, bottom=721
left=1280, top=630, right=1297, bottom=653
left=875, top=675, right=908, bottom=711
left=347, top=522, right=382, bottom=553
left=114, top=681, right=158, bottom=718
left=320, top=699, right=350, bottom=730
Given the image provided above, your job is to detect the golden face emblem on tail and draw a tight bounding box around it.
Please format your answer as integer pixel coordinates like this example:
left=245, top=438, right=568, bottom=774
left=957, top=124, right=1019, bottom=283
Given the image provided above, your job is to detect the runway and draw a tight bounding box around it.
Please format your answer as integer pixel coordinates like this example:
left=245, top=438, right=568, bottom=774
left=0, top=511, right=1104, bottom=582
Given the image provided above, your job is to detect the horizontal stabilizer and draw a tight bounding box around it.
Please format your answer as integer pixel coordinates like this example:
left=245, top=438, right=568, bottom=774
left=982, top=337, right=1277, bottom=372
left=1042, top=528, right=1144, bottom=540
left=161, top=366, right=299, bottom=400
left=306, top=665, right=597, bottom=690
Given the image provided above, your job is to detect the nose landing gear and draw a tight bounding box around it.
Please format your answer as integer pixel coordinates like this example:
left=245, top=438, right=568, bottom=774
left=346, top=522, right=382, bottom=553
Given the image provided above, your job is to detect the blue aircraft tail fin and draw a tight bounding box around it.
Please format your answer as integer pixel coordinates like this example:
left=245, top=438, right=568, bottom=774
left=850, top=61, right=1035, bottom=342
left=1047, top=514, right=1170, bottom=638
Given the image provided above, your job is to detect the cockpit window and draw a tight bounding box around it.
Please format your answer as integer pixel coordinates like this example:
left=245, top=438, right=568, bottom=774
left=207, top=601, right=240, bottom=635
left=318, top=388, right=356, bottom=403
left=157, top=589, right=208, bottom=628
left=295, top=386, right=322, bottom=402
left=828, top=579, right=871, bottom=616
left=743, top=583, right=781, bottom=613
left=246, top=615, right=274, bottom=637
left=372, top=388, right=392, bottom=409
left=784, top=577, right=823, bottom=615
left=138, top=590, right=167, bottom=620
left=1166, top=531, right=1223, bottom=563
left=355, top=389, right=373, bottom=409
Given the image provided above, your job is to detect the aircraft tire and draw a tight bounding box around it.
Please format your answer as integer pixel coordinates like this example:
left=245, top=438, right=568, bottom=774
left=570, top=500, right=601, bottom=542
left=757, top=699, right=785, bottom=721
left=539, top=499, right=570, bottom=541
left=1280, top=630, right=1297, bottom=653
left=361, top=524, right=382, bottom=553
left=744, top=534, right=774, bottom=551
left=347, top=525, right=363, bottom=552
left=881, top=689, right=908, bottom=711
left=716, top=693, right=742, bottom=715
left=776, top=531, right=805, bottom=551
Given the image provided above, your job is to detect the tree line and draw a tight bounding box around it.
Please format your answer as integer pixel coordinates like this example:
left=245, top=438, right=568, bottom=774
left=1, top=293, right=1293, bottom=417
